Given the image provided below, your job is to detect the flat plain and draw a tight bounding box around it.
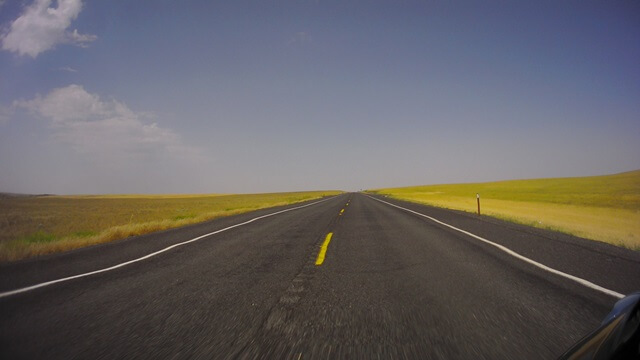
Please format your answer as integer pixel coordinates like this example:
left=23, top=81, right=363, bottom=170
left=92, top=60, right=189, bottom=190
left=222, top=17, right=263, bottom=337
left=0, top=191, right=341, bottom=262
left=370, top=170, right=640, bottom=249
left=2, top=193, right=639, bottom=358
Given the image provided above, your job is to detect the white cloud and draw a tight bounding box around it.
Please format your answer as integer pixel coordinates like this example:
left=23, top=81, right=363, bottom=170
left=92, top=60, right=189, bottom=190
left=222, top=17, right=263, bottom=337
left=15, top=85, right=198, bottom=161
left=66, top=28, right=96, bottom=47
left=59, top=66, right=78, bottom=72
left=1, top=0, right=96, bottom=57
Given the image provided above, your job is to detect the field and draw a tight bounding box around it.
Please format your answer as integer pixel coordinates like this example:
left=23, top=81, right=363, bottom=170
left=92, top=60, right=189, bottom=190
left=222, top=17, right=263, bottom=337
left=0, top=191, right=341, bottom=262
left=369, top=170, right=640, bottom=250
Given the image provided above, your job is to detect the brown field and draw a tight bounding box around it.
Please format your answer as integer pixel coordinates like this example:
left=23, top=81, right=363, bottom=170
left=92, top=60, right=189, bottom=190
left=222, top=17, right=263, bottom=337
left=0, top=191, right=341, bottom=262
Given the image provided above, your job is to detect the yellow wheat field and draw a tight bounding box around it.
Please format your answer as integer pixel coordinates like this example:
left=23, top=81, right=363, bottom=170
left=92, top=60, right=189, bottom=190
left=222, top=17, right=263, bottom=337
left=371, top=170, right=640, bottom=250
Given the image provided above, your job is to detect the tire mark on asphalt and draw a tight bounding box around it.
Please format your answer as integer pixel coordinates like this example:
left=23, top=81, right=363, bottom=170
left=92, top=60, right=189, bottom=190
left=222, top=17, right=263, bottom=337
left=235, top=196, right=352, bottom=359
left=0, top=197, right=337, bottom=300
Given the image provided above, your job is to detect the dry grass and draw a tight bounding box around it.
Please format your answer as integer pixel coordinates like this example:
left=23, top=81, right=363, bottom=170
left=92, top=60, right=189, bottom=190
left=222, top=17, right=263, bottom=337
left=0, top=191, right=341, bottom=262
left=369, top=170, right=640, bottom=250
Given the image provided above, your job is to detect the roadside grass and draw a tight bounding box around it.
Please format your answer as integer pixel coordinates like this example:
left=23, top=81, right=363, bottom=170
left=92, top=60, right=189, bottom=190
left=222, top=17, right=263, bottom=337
left=21, top=231, right=57, bottom=244
left=369, top=170, right=640, bottom=250
left=0, top=191, right=341, bottom=262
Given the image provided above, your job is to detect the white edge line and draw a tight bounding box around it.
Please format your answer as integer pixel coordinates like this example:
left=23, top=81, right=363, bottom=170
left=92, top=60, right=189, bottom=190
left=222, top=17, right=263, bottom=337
left=366, top=195, right=624, bottom=299
left=0, top=196, right=337, bottom=299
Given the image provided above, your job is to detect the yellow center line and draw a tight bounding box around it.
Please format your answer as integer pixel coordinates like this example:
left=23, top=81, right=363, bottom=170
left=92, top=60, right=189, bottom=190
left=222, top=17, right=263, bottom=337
left=339, top=209, right=345, bottom=215
left=315, top=232, right=333, bottom=265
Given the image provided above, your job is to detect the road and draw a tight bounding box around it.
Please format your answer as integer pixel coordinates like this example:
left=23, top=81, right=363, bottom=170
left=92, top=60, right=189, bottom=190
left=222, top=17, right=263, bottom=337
left=1, top=193, right=639, bottom=359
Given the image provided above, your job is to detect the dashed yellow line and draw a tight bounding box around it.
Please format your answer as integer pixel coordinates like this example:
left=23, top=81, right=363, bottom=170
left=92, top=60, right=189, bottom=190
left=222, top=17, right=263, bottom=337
left=315, top=204, right=348, bottom=266
left=315, top=232, right=333, bottom=265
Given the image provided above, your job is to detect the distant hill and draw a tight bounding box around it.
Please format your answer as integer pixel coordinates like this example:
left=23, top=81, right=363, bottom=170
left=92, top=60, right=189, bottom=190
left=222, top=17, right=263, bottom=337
left=372, top=170, right=640, bottom=210
left=0, top=193, right=54, bottom=199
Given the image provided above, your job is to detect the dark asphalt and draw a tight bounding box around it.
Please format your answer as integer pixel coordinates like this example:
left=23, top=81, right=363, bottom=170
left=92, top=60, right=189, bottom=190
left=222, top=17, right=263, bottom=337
left=1, top=193, right=639, bottom=359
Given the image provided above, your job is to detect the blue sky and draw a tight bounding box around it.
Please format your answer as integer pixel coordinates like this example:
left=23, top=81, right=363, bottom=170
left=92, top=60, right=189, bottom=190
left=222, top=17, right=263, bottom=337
left=1, top=0, right=638, bottom=194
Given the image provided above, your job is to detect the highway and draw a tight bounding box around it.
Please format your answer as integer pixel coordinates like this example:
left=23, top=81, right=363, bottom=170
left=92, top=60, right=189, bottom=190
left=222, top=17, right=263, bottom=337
left=1, top=193, right=639, bottom=359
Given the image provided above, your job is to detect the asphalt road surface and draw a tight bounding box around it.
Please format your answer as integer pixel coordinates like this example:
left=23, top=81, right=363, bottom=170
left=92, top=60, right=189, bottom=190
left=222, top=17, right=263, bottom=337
left=1, top=193, right=639, bottom=359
